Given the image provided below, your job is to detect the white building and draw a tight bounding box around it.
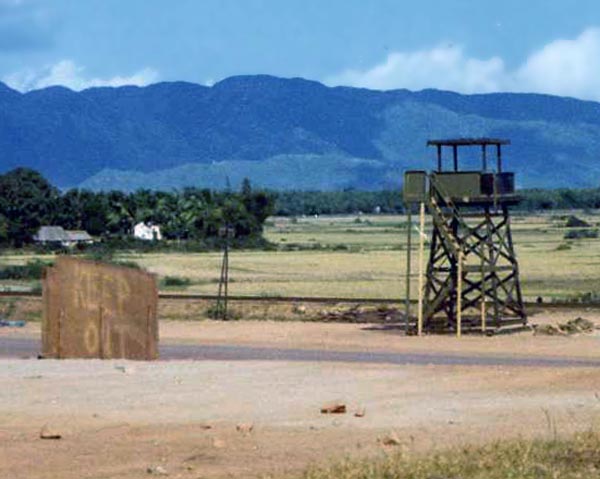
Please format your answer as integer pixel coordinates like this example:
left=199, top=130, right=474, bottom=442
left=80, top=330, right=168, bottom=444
left=133, top=222, right=162, bottom=241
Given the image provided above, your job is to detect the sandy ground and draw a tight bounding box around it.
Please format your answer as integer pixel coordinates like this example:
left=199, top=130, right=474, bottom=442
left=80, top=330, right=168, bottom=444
left=2, top=360, right=600, bottom=479
left=159, top=308, right=600, bottom=360
left=1, top=309, right=600, bottom=479
left=4, top=307, right=600, bottom=360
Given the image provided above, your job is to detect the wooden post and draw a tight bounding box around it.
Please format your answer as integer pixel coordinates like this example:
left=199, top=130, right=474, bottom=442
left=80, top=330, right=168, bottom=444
left=98, top=306, right=104, bottom=359
left=457, top=250, right=463, bottom=338
left=57, top=309, right=64, bottom=359
left=482, top=144, right=487, bottom=171
left=481, top=296, right=486, bottom=333
left=453, top=145, right=458, bottom=171
left=417, top=202, right=425, bottom=336
left=496, top=144, right=502, bottom=173
left=481, top=255, right=486, bottom=333
left=223, top=243, right=229, bottom=320
left=405, top=208, right=412, bottom=333
left=146, top=305, right=152, bottom=360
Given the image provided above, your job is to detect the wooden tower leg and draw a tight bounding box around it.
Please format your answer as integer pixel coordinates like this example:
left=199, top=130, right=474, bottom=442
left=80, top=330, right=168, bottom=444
left=405, top=208, right=412, bottom=333
left=457, top=250, right=463, bottom=338
left=417, top=202, right=425, bottom=336
left=504, top=206, right=527, bottom=325
left=480, top=248, right=486, bottom=333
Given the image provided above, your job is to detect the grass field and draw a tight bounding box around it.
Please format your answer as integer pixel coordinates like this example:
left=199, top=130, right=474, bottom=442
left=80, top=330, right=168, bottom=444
left=1, top=212, right=600, bottom=301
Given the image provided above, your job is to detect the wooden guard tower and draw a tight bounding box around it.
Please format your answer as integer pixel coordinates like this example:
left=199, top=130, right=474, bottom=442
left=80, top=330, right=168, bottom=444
left=403, top=138, right=527, bottom=334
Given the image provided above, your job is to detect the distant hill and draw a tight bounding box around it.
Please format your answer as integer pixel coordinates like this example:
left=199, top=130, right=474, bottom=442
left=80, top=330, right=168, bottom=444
left=1, top=75, right=600, bottom=191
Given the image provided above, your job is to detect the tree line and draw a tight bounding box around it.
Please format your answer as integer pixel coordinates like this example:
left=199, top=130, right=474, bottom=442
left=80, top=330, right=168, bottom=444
left=1, top=167, right=599, bottom=248
left=0, top=168, right=274, bottom=248
left=273, top=188, right=600, bottom=216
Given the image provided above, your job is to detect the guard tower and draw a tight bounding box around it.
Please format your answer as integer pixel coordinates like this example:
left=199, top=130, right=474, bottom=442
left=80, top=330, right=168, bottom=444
left=404, top=138, right=526, bottom=334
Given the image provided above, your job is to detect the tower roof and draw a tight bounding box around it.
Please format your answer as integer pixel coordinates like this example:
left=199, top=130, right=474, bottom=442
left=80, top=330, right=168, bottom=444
left=427, top=138, right=510, bottom=147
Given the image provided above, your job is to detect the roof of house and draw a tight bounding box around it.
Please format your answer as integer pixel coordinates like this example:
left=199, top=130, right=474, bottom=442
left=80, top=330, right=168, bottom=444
left=35, top=226, right=93, bottom=242
left=66, top=230, right=93, bottom=241
left=35, top=226, right=68, bottom=242
left=135, top=222, right=160, bottom=228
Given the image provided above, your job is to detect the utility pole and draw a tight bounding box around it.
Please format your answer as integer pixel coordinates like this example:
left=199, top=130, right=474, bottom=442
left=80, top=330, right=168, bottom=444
left=215, top=225, right=235, bottom=320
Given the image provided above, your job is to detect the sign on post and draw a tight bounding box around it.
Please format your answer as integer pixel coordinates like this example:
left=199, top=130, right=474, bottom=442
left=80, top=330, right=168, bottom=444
left=42, top=257, right=159, bottom=360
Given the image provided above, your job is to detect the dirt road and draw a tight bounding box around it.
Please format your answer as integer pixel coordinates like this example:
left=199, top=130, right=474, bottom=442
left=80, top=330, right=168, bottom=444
left=1, top=312, right=599, bottom=479
left=2, top=358, right=600, bottom=479
left=3, top=336, right=600, bottom=368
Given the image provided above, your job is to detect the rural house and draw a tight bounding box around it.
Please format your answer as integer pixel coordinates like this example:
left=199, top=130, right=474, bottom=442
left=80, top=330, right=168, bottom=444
left=133, top=222, right=162, bottom=241
left=34, top=226, right=94, bottom=247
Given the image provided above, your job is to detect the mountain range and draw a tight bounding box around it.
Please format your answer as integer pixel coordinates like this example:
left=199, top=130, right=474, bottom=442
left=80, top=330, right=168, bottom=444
left=1, top=75, right=599, bottom=191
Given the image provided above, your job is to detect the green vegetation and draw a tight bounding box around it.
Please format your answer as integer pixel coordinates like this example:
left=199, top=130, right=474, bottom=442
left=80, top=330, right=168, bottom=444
left=564, top=229, right=599, bottom=239
left=2, top=211, right=600, bottom=301
left=83, top=248, right=141, bottom=269
left=0, top=260, right=52, bottom=280
left=273, top=188, right=600, bottom=216
left=0, top=169, right=274, bottom=248
left=205, top=304, right=242, bottom=320
left=301, top=432, right=600, bottom=479
left=3, top=167, right=600, bottom=253
left=161, top=276, right=192, bottom=288
left=274, top=190, right=405, bottom=216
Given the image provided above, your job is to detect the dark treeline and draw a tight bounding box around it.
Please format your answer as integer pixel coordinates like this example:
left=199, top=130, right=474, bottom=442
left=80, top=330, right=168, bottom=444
left=1, top=168, right=599, bottom=249
left=273, top=188, right=600, bottom=216
left=273, top=190, right=405, bottom=216
left=517, top=188, right=600, bottom=211
left=0, top=168, right=274, bottom=248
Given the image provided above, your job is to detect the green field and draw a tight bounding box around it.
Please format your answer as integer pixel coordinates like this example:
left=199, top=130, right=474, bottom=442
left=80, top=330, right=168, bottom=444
left=1, top=212, right=600, bottom=301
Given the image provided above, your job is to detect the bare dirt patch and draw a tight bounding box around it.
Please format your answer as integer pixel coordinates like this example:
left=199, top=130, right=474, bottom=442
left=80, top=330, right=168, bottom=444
left=2, top=357, right=600, bottom=479
left=1, top=309, right=600, bottom=478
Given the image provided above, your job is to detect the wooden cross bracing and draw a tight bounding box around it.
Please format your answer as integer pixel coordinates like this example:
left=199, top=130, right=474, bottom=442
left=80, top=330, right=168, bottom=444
left=422, top=176, right=526, bottom=333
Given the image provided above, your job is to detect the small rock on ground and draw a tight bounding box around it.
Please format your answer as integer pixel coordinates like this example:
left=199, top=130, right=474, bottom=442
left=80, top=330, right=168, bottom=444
left=39, top=424, right=61, bottom=440
left=146, top=465, right=168, bottom=476
left=379, top=431, right=401, bottom=446
left=236, top=423, right=254, bottom=434
left=354, top=407, right=366, bottom=417
left=320, top=402, right=347, bottom=414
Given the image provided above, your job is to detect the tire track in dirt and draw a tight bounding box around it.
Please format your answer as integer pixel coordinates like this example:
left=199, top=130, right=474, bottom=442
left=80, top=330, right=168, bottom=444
left=2, top=336, right=600, bottom=367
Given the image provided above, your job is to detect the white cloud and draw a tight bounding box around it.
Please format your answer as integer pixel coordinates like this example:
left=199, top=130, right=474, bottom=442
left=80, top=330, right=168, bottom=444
left=327, top=44, right=506, bottom=93
left=326, top=28, right=600, bottom=101
left=3, top=59, right=159, bottom=92
left=515, top=29, right=600, bottom=99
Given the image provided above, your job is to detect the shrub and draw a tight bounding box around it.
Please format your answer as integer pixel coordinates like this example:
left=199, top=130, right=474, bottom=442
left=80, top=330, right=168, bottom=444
left=564, top=229, right=598, bottom=239
left=565, top=215, right=591, bottom=227
left=205, top=304, right=242, bottom=320
left=0, top=259, right=52, bottom=280
left=161, top=276, right=191, bottom=287
left=112, top=260, right=141, bottom=269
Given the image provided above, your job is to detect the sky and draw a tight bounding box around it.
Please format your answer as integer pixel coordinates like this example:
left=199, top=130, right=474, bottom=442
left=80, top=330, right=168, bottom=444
left=3, top=0, right=600, bottom=100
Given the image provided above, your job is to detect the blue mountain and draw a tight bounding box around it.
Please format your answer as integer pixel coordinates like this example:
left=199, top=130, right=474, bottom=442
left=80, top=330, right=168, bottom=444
left=1, top=75, right=599, bottom=190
